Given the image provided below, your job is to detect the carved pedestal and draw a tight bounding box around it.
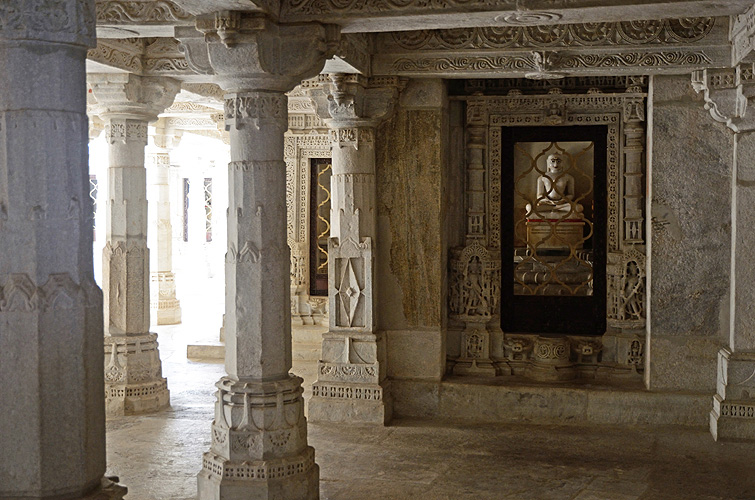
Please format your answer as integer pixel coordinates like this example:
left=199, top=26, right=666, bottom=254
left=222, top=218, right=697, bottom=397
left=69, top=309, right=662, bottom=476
left=89, top=74, right=180, bottom=415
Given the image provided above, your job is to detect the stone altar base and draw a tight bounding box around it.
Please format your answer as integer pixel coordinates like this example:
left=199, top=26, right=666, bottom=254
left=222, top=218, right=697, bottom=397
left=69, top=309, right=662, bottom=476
left=526, top=219, right=585, bottom=250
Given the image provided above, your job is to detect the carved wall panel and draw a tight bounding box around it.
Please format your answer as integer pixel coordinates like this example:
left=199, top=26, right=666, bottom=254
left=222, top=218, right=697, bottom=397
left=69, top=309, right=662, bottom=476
left=285, top=130, right=332, bottom=325
left=449, top=77, right=647, bottom=380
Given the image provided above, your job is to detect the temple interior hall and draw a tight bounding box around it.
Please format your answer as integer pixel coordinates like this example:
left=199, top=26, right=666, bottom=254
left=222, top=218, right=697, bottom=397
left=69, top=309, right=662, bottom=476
left=3, top=1, right=755, bottom=499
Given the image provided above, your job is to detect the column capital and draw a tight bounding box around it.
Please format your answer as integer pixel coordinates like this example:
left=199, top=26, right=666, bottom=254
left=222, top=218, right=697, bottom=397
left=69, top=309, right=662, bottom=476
left=692, top=64, right=755, bottom=133
left=176, top=12, right=340, bottom=93
left=309, top=73, right=406, bottom=129
left=88, top=73, right=181, bottom=122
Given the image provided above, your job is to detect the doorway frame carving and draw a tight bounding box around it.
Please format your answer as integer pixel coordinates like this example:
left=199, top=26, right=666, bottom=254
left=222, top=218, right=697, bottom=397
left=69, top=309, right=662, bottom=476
left=449, top=77, right=647, bottom=380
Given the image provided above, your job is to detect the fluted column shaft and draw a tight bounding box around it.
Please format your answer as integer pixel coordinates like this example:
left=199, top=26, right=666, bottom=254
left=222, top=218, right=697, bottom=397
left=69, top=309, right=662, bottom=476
left=0, top=1, right=125, bottom=498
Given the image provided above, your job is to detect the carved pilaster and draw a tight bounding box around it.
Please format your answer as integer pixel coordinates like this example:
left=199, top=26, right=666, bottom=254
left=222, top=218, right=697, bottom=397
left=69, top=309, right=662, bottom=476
left=176, top=13, right=338, bottom=499
left=89, top=73, right=180, bottom=416
left=306, top=74, right=402, bottom=425
left=0, top=1, right=125, bottom=496
left=693, top=64, right=755, bottom=441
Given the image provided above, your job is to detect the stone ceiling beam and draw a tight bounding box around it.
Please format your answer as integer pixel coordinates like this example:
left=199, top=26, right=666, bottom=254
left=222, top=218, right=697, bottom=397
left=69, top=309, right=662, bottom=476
left=278, top=0, right=754, bottom=33
left=371, top=16, right=732, bottom=78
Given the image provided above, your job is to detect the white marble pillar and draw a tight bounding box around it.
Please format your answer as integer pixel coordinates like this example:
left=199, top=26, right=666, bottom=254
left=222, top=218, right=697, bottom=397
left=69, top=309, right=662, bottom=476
left=177, top=13, right=338, bottom=499
left=148, top=123, right=182, bottom=325
left=89, top=73, right=180, bottom=416
left=693, top=65, right=755, bottom=440
left=307, top=75, right=401, bottom=425
left=0, top=1, right=125, bottom=498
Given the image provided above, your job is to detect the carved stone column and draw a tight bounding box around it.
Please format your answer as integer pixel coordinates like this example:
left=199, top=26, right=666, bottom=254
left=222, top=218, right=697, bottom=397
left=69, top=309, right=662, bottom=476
left=148, top=122, right=182, bottom=325
left=177, top=12, right=338, bottom=499
left=0, top=1, right=126, bottom=498
left=693, top=64, right=755, bottom=440
left=305, top=74, right=401, bottom=425
left=89, top=73, right=180, bottom=416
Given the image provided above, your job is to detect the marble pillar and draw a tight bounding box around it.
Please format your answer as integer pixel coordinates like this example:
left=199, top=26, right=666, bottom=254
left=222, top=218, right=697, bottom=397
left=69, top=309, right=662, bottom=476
left=148, top=123, right=182, bottom=325
left=177, top=12, right=338, bottom=499
left=307, top=75, right=402, bottom=425
left=692, top=65, right=755, bottom=440
left=89, top=73, right=180, bottom=416
left=0, top=1, right=125, bottom=498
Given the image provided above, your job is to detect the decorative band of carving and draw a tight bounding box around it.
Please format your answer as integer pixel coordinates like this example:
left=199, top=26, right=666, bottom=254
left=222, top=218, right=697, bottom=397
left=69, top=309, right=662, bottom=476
left=202, top=447, right=315, bottom=480
left=312, top=383, right=383, bottom=401
left=0, top=273, right=97, bottom=313
left=388, top=19, right=715, bottom=51
left=105, top=119, right=148, bottom=144
left=329, top=127, right=375, bottom=148
left=224, top=93, right=287, bottom=130
left=96, top=0, right=193, bottom=24
left=319, top=362, right=378, bottom=382
left=105, top=379, right=168, bottom=398
left=390, top=51, right=712, bottom=75
left=721, top=403, right=755, bottom=419
left=0, top=1, right=95, bottom=46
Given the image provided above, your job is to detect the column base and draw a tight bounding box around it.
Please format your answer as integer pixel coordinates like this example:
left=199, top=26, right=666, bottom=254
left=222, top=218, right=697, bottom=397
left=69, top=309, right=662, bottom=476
left=710, top=348, right=755, bottom=441
left=309, top=381, right=392, bottom=425
left=151, top=298, right=182, bottom=325
left=104, top=333, right=171, bottom=416
left=198, top=448, right=319, bottom=500
left=452, top=358, right=498, bottom=377
left=711, top=395, right=755, bottom=441
left=81, top=478, right=128, bottom=500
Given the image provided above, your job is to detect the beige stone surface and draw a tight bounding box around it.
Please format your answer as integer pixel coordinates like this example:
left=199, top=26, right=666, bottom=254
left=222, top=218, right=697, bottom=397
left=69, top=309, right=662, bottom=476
left=648, top=74, right=733, bottom=392
left=385, top=329, right=445, bottom=380
left=377, top=108, right=444, bottom=329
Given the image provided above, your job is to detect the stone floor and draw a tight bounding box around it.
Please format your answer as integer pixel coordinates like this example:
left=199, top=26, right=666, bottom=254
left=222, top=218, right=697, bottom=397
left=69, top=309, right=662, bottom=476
left=104, top=273, right=755, bottom=500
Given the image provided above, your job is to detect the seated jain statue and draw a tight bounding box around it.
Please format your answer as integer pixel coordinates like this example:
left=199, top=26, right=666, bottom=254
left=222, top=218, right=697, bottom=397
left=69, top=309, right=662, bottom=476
left=526, top=153, right=584, bottom=219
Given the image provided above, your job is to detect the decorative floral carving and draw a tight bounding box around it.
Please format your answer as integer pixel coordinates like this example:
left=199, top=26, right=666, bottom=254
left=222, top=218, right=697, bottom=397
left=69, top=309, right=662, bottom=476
left=388, top=19, right=714, bottom=50
left=96, top=0, right=192, bottom=23
left=225, top=93, right=287, bottom=130
left=0, top=0, right=95, bottom=44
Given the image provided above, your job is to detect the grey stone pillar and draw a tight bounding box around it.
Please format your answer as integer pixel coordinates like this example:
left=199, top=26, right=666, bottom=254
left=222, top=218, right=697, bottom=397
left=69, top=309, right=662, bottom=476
left=307, top=75, right=402, bottom=425
left=148, top=123, right=182, bottom=325
left=0, top=1, right=126, bottom=498
left=177, top=12, right=338, bottom=499
left=693, top=65, right=755, bottom=440
left=89, top=73, right=180, bottom=416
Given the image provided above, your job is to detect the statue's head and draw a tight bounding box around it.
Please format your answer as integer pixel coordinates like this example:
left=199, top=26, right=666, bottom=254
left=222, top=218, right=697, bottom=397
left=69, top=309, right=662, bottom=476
left=546, top=154, right=563, bottom=173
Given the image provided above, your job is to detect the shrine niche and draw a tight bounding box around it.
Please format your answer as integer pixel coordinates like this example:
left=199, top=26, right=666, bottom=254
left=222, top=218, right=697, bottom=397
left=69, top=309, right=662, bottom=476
left=448, top=76, right=647, bottom=382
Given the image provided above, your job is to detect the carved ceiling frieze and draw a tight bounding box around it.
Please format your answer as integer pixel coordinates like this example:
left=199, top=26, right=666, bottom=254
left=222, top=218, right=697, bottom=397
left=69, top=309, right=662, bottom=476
left=96, top=0, right=193, bottom=24
left=381, top=18, right=716, bottom=51
left=731, top=4, right=755, bottom=63
left=380, top=49, right=715, bottom=77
